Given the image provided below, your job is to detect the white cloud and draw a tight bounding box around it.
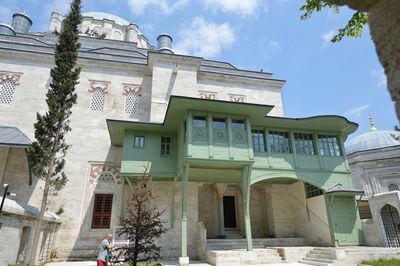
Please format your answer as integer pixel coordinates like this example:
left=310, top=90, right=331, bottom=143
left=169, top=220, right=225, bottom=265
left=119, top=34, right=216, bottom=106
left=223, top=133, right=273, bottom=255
left=321, top=30, right=336, bottom=47
left=345, top=104, right=370, bottom=118
left=371, top=69, right=387, bottom=88
left=202, top=0, right=261, bottom=16
left=128, top=0, right=187, bottom=15
left=175, top=17, right=235, bottom=58
left=269, top=41, right=281, bottom=51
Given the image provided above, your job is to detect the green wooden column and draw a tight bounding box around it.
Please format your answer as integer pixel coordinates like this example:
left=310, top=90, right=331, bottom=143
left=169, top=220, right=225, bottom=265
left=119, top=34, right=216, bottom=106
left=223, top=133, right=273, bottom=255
left=181, top=164, right=189, bottom=257
left=242, top=165, right=253, bottom=251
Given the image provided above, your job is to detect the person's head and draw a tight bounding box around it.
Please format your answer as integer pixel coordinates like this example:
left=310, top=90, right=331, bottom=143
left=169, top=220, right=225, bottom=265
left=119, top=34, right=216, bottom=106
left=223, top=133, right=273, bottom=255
left=106, top=234, right=113, bottom=241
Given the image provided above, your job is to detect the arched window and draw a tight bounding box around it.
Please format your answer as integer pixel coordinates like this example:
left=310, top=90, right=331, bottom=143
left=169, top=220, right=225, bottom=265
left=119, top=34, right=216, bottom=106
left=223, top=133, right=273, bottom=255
left=90, top=87, right=105, bottom=111
left=0, top=79, right=16, bottom=104
left=112, top=30, right=122, bottom=40
left=95, top=171, right=117, bottom=184
left=388, top=183, right=400, bottom=192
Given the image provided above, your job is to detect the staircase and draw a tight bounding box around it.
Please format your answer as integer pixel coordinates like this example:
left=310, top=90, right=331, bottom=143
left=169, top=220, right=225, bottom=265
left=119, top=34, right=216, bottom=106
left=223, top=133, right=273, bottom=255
left=206, top=249, right=282, bottom=265
left=299, top=248, right=336, bottom=266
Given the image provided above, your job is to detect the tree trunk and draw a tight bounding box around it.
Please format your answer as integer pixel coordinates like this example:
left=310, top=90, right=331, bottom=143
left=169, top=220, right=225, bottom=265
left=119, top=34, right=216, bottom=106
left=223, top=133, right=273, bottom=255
left=28, top=161, right=53, bottom=265
left=29, top=126, right=61, bottom=265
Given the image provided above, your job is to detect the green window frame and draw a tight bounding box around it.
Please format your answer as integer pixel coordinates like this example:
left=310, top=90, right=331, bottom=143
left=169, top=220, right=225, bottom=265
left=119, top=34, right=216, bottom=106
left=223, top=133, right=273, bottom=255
left=294, top=132, right=315, bottom=155
left=318, top=134, right=341, bottom=156
left=133, top=135, right=145, bottom=148
left=269, top=131, right=291, bottom=153
left=232, top=119, right=245, bottom=130
left=251, top=129, right=266, bottom=152
left=161, top=136, right=171, bottom=156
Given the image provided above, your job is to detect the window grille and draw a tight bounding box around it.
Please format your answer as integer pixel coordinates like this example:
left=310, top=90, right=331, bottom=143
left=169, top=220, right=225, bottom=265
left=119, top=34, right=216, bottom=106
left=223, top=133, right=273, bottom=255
left=91, top=194, right=113, bottom=229
left=0, top=79, right=16, bottom=104
left=112, top=31, right=122, bottom=40
left=124, top=90, right=139, bottom=115
left=251, top=130, right=266, bottom=152
left=294, top=132, right=315, bottom=155
left=161, top=136, right=171, bottom=156
left=318, top=135, right=341, bottom=156
left=96, top=172, right=117, bottom=184
left=388, top=184, right=400, bottom=192
left=90, top=87, right=105, bottom=111
left=269, top=131, right=291, bottom=153
left=134, top=135, right=145, bottom=148
left=305, top=183, right=323, bottom=198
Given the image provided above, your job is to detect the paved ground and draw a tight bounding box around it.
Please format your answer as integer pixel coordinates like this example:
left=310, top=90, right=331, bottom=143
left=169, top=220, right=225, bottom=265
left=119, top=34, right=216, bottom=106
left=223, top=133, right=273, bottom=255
left=45, top=261, right=307, bottom=266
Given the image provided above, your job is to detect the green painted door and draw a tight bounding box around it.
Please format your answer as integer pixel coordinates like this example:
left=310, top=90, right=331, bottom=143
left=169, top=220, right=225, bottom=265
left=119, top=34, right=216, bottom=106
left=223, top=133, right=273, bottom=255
left=330, top=197, right=362, bottom=246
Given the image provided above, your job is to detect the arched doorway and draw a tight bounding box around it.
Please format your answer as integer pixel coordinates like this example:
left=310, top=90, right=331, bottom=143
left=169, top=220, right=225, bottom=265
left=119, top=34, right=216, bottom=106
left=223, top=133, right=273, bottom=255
left=380, top=204, right=400, bottom=247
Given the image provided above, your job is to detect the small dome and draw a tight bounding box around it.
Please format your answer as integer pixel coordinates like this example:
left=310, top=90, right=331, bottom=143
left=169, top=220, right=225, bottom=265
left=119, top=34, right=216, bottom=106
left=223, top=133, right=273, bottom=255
left=346, top=130, right=400, bottom=155
left=82, top=12, right=130, bottom=26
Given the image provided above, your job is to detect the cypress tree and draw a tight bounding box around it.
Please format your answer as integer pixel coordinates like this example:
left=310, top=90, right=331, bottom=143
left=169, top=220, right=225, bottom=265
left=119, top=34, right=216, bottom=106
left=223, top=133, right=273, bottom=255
left=28, top=0, right=82, bottom=264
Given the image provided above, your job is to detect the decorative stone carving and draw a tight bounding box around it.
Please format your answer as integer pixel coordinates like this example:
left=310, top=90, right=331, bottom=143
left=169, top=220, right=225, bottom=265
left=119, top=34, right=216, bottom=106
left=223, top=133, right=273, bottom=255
left=89, top=80, right=110, bottom=93
left=122, top=84, right=141, bottom=96
left=0, top=72, right=22, bottom=85
left=199, top=91, right=217, bottom=100
left=229, top=94, right=246, bottom=103
left=89, top=163, right=121, bottom=184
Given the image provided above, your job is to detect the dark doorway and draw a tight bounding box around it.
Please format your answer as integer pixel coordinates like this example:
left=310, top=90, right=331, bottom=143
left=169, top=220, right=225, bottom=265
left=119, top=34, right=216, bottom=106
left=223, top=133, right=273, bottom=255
left=223, top=196, right=237, bottom=228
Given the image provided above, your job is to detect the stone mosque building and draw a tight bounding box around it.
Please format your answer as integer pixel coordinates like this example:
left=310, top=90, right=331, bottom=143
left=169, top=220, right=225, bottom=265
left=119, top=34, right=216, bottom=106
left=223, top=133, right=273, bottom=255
left=1, top=10, right=398, bottom=266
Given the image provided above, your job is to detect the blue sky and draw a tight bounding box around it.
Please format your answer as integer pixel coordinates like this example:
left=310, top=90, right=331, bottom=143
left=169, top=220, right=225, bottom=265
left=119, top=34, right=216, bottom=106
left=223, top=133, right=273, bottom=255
left=1, top=0, right=398, bottom=141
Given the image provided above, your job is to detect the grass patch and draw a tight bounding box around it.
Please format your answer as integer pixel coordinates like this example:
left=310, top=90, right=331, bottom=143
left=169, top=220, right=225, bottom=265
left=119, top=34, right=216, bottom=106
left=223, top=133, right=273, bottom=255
left=361, top=258, right=400, bottom=266
left=8, top=264, right=28, bottom=266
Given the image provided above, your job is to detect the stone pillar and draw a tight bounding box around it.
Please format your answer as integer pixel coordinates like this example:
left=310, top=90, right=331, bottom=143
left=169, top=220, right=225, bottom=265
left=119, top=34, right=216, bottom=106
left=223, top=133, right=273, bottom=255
left=242, top=165, right=253, bottom=251
left=264, top=185, right=275, bottom=237
left=0, top=148, right=10, bottom=187
left=180, top=164, right=189, bottom=266
left=215, top=184, right=228, bottom=238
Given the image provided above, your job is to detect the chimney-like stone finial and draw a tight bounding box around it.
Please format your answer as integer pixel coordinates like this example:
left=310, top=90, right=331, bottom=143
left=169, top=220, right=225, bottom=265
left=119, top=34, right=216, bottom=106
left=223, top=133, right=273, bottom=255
left=369, top=114, right=377, bottom=132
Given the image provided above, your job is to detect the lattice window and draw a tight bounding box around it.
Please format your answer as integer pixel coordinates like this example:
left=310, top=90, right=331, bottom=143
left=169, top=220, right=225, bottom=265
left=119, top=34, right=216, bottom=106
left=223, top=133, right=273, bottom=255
left=90, top=87, right=105, bottom=111
left=388, top=184, right=400, bottom=192
left=91, top=194, right=113, bottom=229
left=96, top=172, right=117, bottom=184
left=112, top=31, right=122, bottom=40
left=124, top=90, right=139, bottom=115
left=305, top=183, right=324, bottom=198
left=0, top=79, right=16, bottom=104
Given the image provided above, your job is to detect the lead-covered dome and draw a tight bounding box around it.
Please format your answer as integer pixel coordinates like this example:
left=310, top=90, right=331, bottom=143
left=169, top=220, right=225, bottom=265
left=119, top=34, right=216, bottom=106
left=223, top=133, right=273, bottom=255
left=346, top=129, right=400, bottom=155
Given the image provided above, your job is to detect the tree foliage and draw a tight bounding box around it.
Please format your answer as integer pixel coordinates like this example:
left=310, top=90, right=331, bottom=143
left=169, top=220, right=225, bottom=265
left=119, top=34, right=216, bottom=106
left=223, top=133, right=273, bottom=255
left=300, top=0, right=368, bottom=42
left=118, top=173, right=167, bottom=266
left=28, top=0, right=82, bottom=264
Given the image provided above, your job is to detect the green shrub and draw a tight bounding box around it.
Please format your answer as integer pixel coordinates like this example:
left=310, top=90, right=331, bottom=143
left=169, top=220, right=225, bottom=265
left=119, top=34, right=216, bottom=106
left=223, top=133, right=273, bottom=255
left=361, top=258, right=400, bottom=266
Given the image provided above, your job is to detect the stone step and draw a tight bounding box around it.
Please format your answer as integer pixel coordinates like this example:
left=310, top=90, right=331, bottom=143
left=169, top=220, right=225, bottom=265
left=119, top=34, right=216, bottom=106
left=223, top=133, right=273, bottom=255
left=309, top=250, right=335, bottom=256
left=303, top=257, right=335, bottom=263
left=305, top=253, right=336, bottom=259
left=298, top=259, right=333, bottom=266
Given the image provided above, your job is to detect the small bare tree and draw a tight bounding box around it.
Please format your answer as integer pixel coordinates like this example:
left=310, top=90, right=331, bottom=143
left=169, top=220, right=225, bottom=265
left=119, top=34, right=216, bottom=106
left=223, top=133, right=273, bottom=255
left=118, top=171, right=167, bottom=266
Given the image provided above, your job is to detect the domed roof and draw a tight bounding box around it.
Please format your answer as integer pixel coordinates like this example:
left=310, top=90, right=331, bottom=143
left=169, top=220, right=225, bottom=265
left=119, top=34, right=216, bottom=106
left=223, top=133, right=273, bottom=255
left=82, top=12, right=130, bottom=26
left=346, top=129, right=400, bottom=155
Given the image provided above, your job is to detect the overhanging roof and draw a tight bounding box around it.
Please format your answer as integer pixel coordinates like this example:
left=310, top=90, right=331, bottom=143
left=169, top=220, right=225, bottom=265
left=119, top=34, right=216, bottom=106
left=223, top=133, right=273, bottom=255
left=107, top=96, right=358, bottom=146
left=326, top=183, right=364, bottom=195
left=0, top=126, right=31, bottom=148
